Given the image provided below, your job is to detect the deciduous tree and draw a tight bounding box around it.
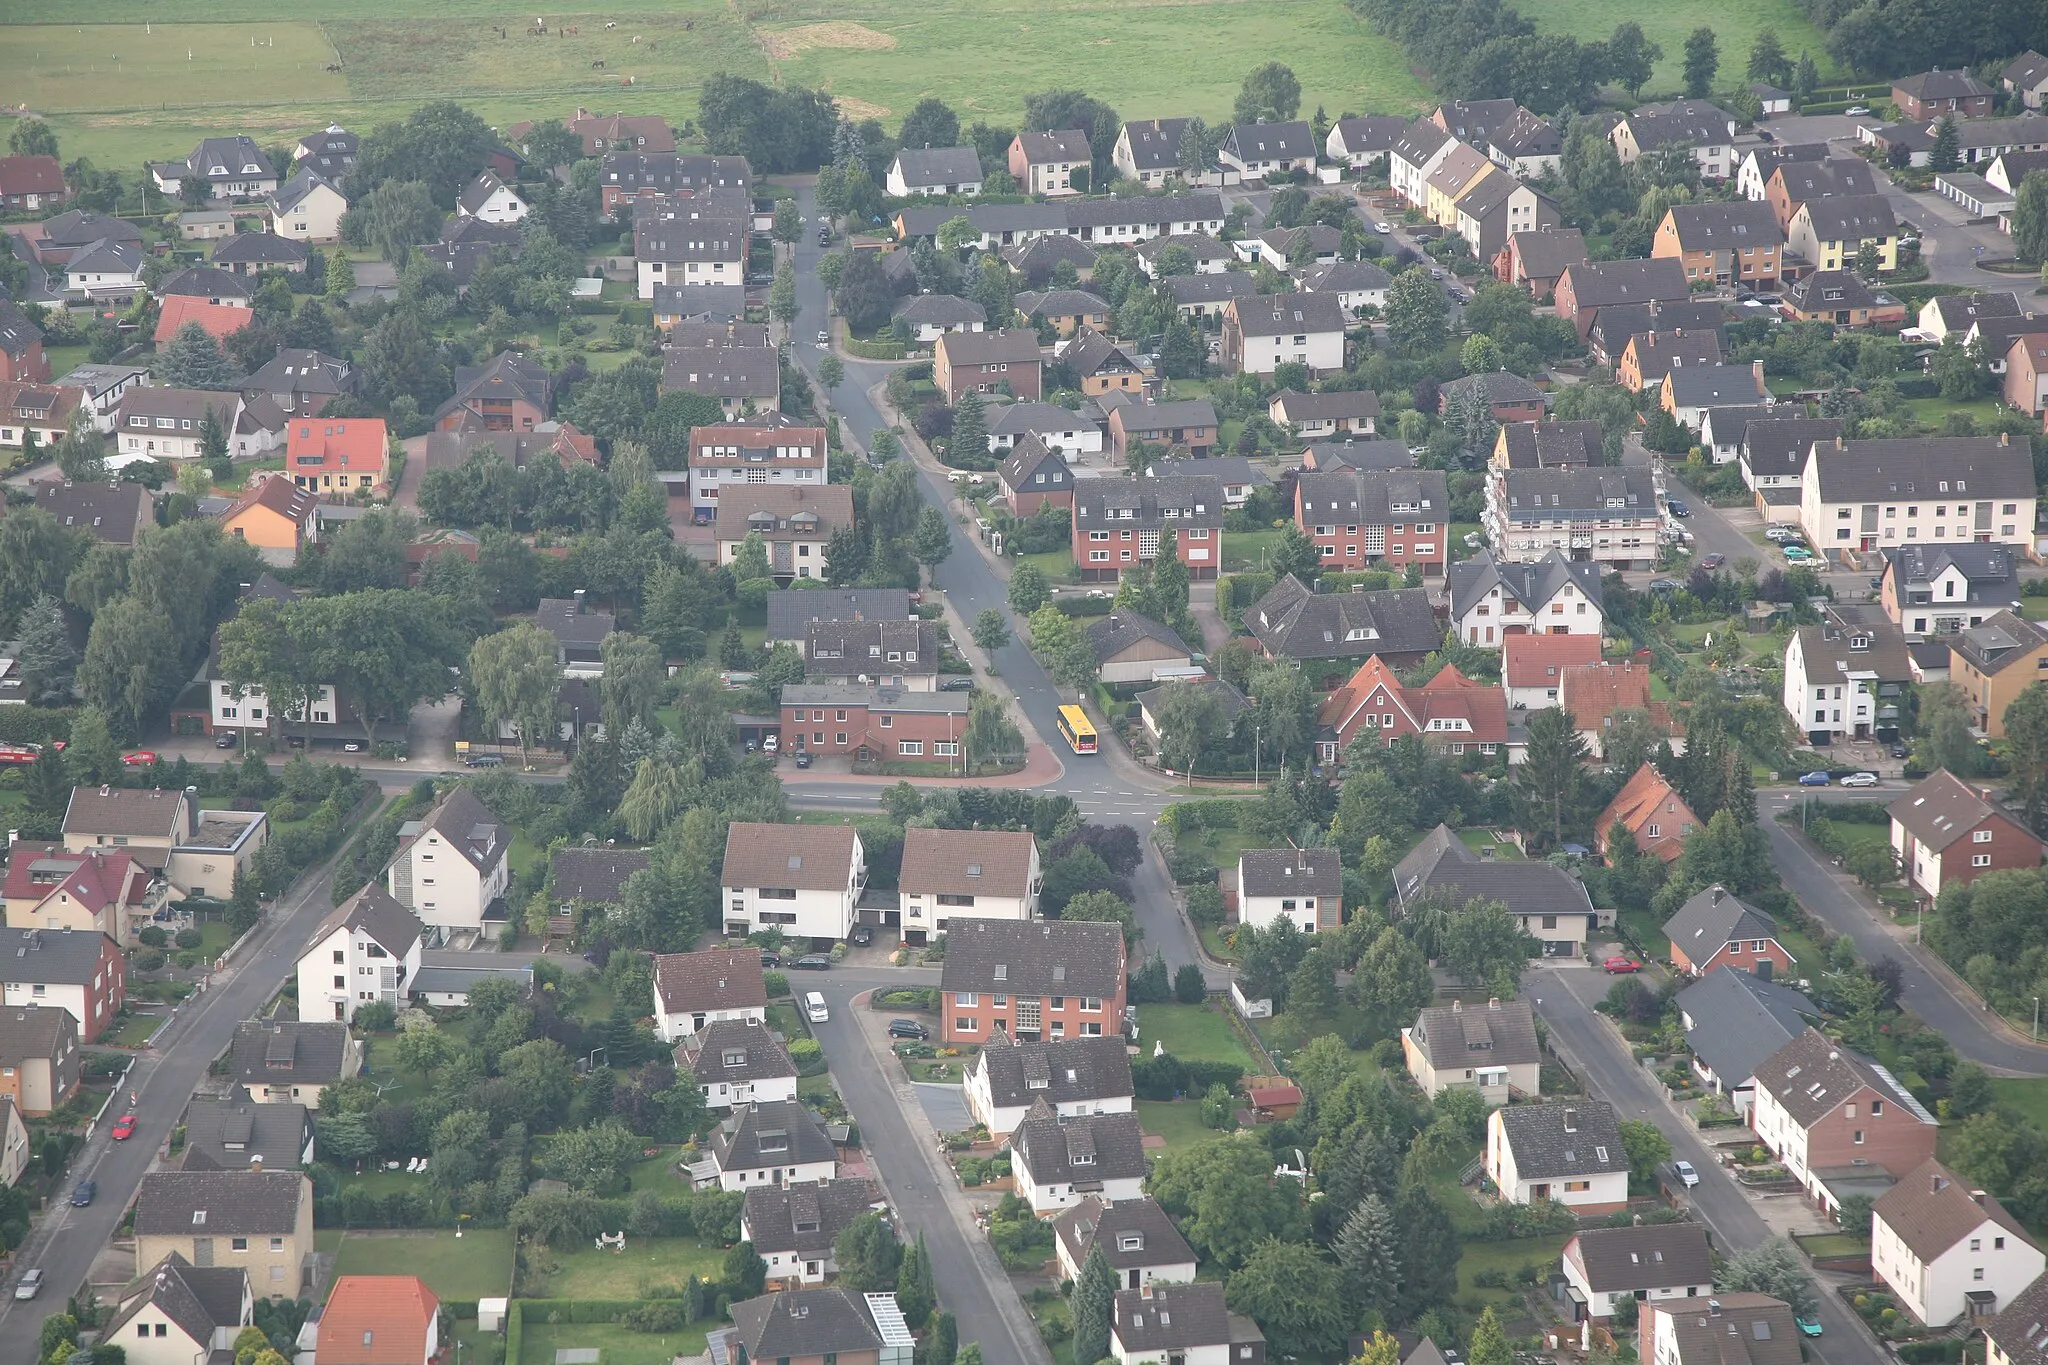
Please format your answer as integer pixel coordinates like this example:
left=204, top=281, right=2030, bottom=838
left=1682, top=27, right=1720, bottom=98
left=470, top=621, right=563, bottom=766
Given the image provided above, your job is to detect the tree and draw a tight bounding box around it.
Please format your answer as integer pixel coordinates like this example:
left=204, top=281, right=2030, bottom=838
left=0, top=511, right=82, bottom=640
left=539, top=1119, right=644, bottom=1191
left=1930, top=116, right=1962, bottom=174
left=1151, top=679, right=1225, bottom=775
left=1469, top=1308, right=1511, bottom=1365
left=2006, top=683, right=2048, bottom=832
left=8, top=118, right=57, bottom=160
left=1606, top=23, right=1662, bottom=98
left=470, top=622, right=562, bottom=766
left=1350, top=925, right=1434, bottom=1030
left=2013, top=172, right=2048, bottom=267
left=1619, top=1118, right=1673, bottom=1191
left=1722, top=1238, right=1817, bottom=1316
left=899, top=99, right=962, bottom=152
left=819, top=355, right=844, bottom=389
left=1333, top=1192, right=1401, bottom=1321
left=913, top=506, right=953, bottom=575
left=1793, top=51, right=1819, bottom=105
left=1384, top=267, right=1450, bottom=355
left=156, top=323, right=236, bottom=390
left=722, top=1242, right=767, bottom=1300
left=1514, top=706, right=1588, bottom=848
left=1225, top=1239, right=1346, bottom=1358
left=599, top=632, right=663, bottom=737
left=1071, top=1244, right=1115, bottom=1365
left=834, top=250, right=899, bottom=333
left=1682, top=27, right=1720, bottom=99
left=1393, top=1182, right=1460, bottom=1324
left=522, top=119, right=586, bottom=171
left=1854, top=241, right=1882, bottom=281
left=834, top=1212, right=902, bottom=1292
left=770, top=261, right=798, bottom=330
left=971, top=608, right=1010, bottom=657
left=62, top=705, right=120, bottom=786
left=896, top=1233, right=936, bottom=1329
left=1061, top=889, right=1137, bottom=944
left=1921, top=682, right=1982, bottom=776
left=1008, top=563, right=1050, bottom=614
left=358, top=179, right=443, bottom=263
left=325, top=251, right=356, bottom=298
left=1150, top=1134, right=1308, bottom=1269
left=1235, top=63, right=1303, bottom=125
left=1746, top=29, right=1790, bottom=88
left=949, top=390, right=988, bottom=461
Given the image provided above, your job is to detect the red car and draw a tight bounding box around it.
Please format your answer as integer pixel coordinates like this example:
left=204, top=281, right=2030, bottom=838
left=1603, top=957, right=1643, bottom=974
left=120, top=751, right=158, bottom=766
left=110, top=1114, right=138, bottom=1141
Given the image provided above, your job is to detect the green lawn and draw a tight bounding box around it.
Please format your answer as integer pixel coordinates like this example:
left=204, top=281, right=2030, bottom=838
left=1254, top=1004, right=1375, bottom=1060
left=1456, top=1233, right=1571, bottom=1310
left=1457, top=829, right=1524, bottom=860
left=517, top=1320, right=710, bottom=1365
left=525, top=1236, right=726, bottom=1298
left=1021, top=547, right=1077, bottom=585
left=101, top=1012, right=164, bottom=1047
left=1797, top=1232, right=1871, bottom=1258
left=1223, top=529, right=1287, bottom=574
left=1990, top=1078, right=2048, bottom=1128
left=1136, top=1002, right=1259, bottom=1072
left=1135, top=1098, right=1229, bottom=1150
left=328, top=1228, right=514, bottom=1301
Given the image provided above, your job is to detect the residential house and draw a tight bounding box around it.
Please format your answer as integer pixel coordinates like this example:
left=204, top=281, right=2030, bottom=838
left=649, top=283, right=746, bottom=327
left=596, top=151, right=752, bottom=214
left=1740, top=416, right=1843, bottom=498
left=778, top=685, right=970, bottom=769
left=1294, top=467, right=1450, bottom=575
left=1587, top=300, right=1728, bottom=367
left=1486, top=108, right=1566, bottom=178
left=724, top=1287, right=904, bottom=1365
left=1596, top=764, right=1700, bottom=867
left=59, top=237, right=144, bottom=296
left=157, top=266, right=251, bottom=309
left=1662, top=362, right=1771, bottom=429
left=151, top=138, right=279, bottom=200
left=1006, top=233, right=1101, bottom=285
left=293, top=126, right=358, bottom=179
left=764, top=589, right=913, bottom=654
left=1018, top=290, right=1111, bottom=336
left=1782, top=270, right=1907, bottom=328
left=0, top=156, right=66, bottom=213
left=1643, top=1296, right=1800, bottom=1365
left=1664, top=886, right=1796, bottom=979
left=1455, top=173, right=1561, bottom=265
left=1502, top=632, right=1603, bottom=708
left=886, top=295, right=984, bottom=345
left=0, top=296, right=48, bottom=384
left=965, top=1034, right=1133, bottom=1136
left=266, top=172, right=346, bottom=244
left=1765, top=159, right=1880, bottom=233
left=1390, top=120, right=1457, bottom=208
left=211, top=233, right=310, bottom=275
left=1221, top=292, right=1347, bottom=376
left=312, top=1275, right=440, bottom=1365
left=678, top=1017, right=799, bottom=1110
left=1423, top=144, right=1497, bottom=227
left=1485, top=1101, right=1631, bottom=1212
left=60, top=785, right=266, bottom=898
left=1889, top=768, right=2045, bottom=899
left=883, top=145, right=984, bottom=198
left=658, top=342, right=779, bottom=415
left=1783, top=619, right=1913, bottom=743
left=1880, top=545, right=2020, bottom=637
left=804, top=618, right=938, bottom=691
left=134, top=1169, right=313, bottom=1293
left=294, top=886, right=422, bottom=1025
left=1561, top=661, right=1684, bottom=757
left=720, top=822, right=865, bottom=941
left=2004, top=52, right=2048, bottom=109
left=229, top=1019, right=355, bottom=1107
left=1135, top=677, right=1249, bottom=752
left=1894, top=70, right=1996, bottom=121
left=933, top=329, right=1043, bottom=402
left=1560, top=1223, right=1716, bottom=1321
left=1920, top=290, right=2023, bottom=341
left=24, top=209, right=142, bottom=267
left=1114, top=119, right=1194, bottom=186
left=1243, top=223, right=1341, bottom=269
left=685, top=420, right=826, bottom=515
left=1492, top=420, right=1605, bottom=470
left=244, top=349, right=356, bottom=418
left=1737, top=143, right=1830, bottom=200
left=897, top=826, right=1041, bottom=944
left=1294, top=259, right=1395, bottom=315
left=1554, top=258, right=1692, bottom=339
left=1499, top=228, right=1589, bottom=301
left=1055, top=1196, right=1197, bottom=1290
left=1485, top=464, right=1662, bottom=570
left=1235, top=848, right=1341, bottom=934
left=1162, top=271, right=1264, bottom=319
left=382, top=786, right=513, bottom=938
left=2004, top=334, right=2048, bottom=415
left=553, top=109, right=675, bottom=155
left=1071, top=474, right=1225, bottom=581
left=104, top=1254, right=252, bottom=1365
left=1108, top=399, right=1219, bottom=461
left=152, top=295, right=250, bottom=348
left=651, top=947, right=767, bottom=1044
left=546, top=846, right=648, bottom=936
left=633, top=211, right=745, bottom=298
left=178, top=210, right=235, bottom=239
left=706, top=1099, right=838, bottom=1191
left=1270, top=389, right=1379, bottom=439
left=989, top=401, right=1106, bottom=458
left=1395, top=824, right=1602, bottom=953
left=0, top=925, right=121, bottom=1041
left=1440, top=369, right=1546, bottom=423
left=1653, top=202, right=1785, bottom=287
left=1010, top=130, right=1092, bottom=195
left=1750, top=1027, right=1940, bottom=1212
left=1677, top=967, right=1817, bottom=1112
left=1111, top=1282, right=1266, bottom=1365
left=1218, top=120, right=1317, bottom=179
left=713, top=484, right=854, bottom=584
left=1059, top=327, right=1146, bottom=397
left=455, top=172, right=528, bottom=225
left=1246, top=576, right=1442, bottom=677
left=1872, top=1159, right=2043, bottom=1325
left=1304, top=437, right=1416, bottom=472
left=219, top=476, right=319, bottom=567
left=0, top=381, right=80, bottom=452
left=1402, top=997, right=1541, bottom=1106
left=55, top=360, right=149, bottom=433
left=1134, top=232, right=1232, bottom=277
left=179, top=1098, right=313, bottom=1172
left=116, top=388, right=247, bottom=463
left=939, top=918, right=1127, bottom=1045
left=285, top=416, right=387, bottom=495
left=1753, top=84, right=1794, bottom=116
left=999, top=435, right=1075, bottom=516
left=1319, top=658, right=1509, bottom=759
left=1610, top=100, right=1738, bottom=180
left=1086, top=611, right=1194, bottom=686
left=1799, top=434, right=2035, bottom=555
left=1619, top=329, right=1725, bottom=393
left=0, top=1005, right=77, bottom=1117
left=1008, top=1097, right=1148, bottom=1214
left=741, top=1178, right=883, bottom=1287
left=435, top=353, right=553, bottom=434
left=1786, top=196, right=1899, bottom=275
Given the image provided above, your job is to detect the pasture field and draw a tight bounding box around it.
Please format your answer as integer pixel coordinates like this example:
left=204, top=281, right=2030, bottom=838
left=1510, top=0, right=1836, bottom=95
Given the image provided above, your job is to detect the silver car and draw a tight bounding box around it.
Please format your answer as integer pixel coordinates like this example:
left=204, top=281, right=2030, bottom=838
left=15, top=1269, right=43, bottom=1300
left=1673, top=1160, right=1700, bottom=1188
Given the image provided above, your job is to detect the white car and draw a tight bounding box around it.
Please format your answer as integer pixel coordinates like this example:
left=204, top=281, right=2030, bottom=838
left=1844, top=105, right=1872, bottom=116
left=1374, top=222, right=1393, bottom=235
left=1840, top=772, right=1879, bottom=787
left=762, top=734, right=779, bottom=754
left=15, top=1269, right=43, bottom=1300
left=1673, top=1160, right=1699, bottom=1188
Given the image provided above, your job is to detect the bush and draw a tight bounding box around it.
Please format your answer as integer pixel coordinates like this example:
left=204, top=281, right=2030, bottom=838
left=133, top=950, right=166, bottom=972
left=1184, top=883, right=1225, bottom=927
left=621, top=1302, right=685, bottom=1333
left=787, top=1038, right=827, bottom=1077
left=174, top=928, right=203, bottom=951
left=138, top=927, right=168, bottom=949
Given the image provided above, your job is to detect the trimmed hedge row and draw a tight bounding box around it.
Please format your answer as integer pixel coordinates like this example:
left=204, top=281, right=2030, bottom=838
left=1133, top=1055, right=1247, bottom=1100
left=0, top=708, right=75, bottom=747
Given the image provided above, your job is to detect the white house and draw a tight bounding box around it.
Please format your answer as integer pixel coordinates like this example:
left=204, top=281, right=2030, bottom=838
left=963, top=1034, right=1134, bottom=1137
left=267, top=172, right=347, bottom=244
left=1217, top=121, right=1317, bottom=180
left=1449, top=549, right=1607, bottom=647
left=1782, top=622, right=1911, bottom=745
left=720, top=823, right=865, bottom=941
left=104, top=1255, right=251, bottom=1365
left=705, top=1100, right=838, bottom=1192
left=381, top=788, right=513, bottom=939
left=65, top=240, right=143, bottom=294
left=677, top=1017, right=799, bottom=1110
left=115, top=387, right=245, bottom=463
left=885, top=147, right=984, bottom=198
left=1872, top=1159, right=2045, bottom=1326
left=1485, top=1102, right=1631, bottom=1213
left=1403, top=998, right=1542, bottom=1107
left=1798, top=434, right=2037, bottom=557
left=1054, top=1196, right=1197, bottom=1291
left=294, top=886, right=422, bottom=1025
left=1501, top=633, right=1603, bottom=709
left=1008, top=1099, right=1148, bottom=1214
left=898, top=826, right=1040, bottom=940
left=651, top=947, right=768, bottom=1045
left=1390, top=121, right=1457, bottom=209
left=1223, top=291, right=1348, bottom=377
left=1111, top=1282, right=1266, bottom=1365
left=1643, top=1296, right=1800, bottom=1365
left=457, top=172, right=529, bottom=225
left=1561, top=1223, right=1716, bottom=1321
left=739, top=1179, right=884, bottom=1286
left=1235, top=848, right=1341, bottom=934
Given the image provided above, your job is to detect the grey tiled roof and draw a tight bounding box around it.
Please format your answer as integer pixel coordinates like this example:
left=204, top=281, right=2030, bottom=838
left=741, top=1177, right=882, bottom=1256
left=0, top=927, right=110, bottom=986
left=1393, top=823, right=1597, bottom=922
left=1114, top=1281, right=1250, bottom=1351
left=1496, top=1101, right=1629, bottom=1180
left=972, top=1035, right=1133, bottom=1110
left=711, top=1099, right=837, bottom=1174
left=1676, top=967, right=1816, bottom=1091
left=1663, top=364, right=1766, bottom=408
left=230, top=1019, right=351, bottom=1087
left=767, top=588, right=912, bottom=642
left=1498, top=465, right=1656, bottom=519
left=1808, top=436, right=2033, bottom=503
left=179, top=1099, right=311, bottom=1172
left=940, top=919, right=1125, bottom=999
left=1887, top=768, right=2026, bottom=851
left=550, top=848, right=650, bottom=906
left=730, top=1288, right=883, bottom=1360
left=891, top=294, right=986, bottom=327
left=1072, top=472, right=1225, bottom=530
left=1559, top=258, right=1689, bottom=310
left=1662, top=886, right=1784, bottom=961
left=1794, top=193, right=1897, bottom=243
left=1086, top=610, right=1191, bottom=665
left=1569, top=1222, right=1714, bottom=1292
left=1880, top=544, right=2016, bottom=610
left=1296, top=468, right=1448, bottom=526
left=134, top=1169, right=308, bottom=1236
left=1162, top=272, right=1262, bottom=307
left=1010, top=1098, right=1148, bottom=1184
left=1739, top=417, right=1842, bottom=481
left=891, top=146, right=983, bottom=188
left=307, top=886, right=421, bottom=961
left=1248, top=576, right=1441, bottom=661
left=1054, top=1194, right=1195, bottom=1272
left=1409, top=998, right=1540, bottom=1071
left=1941, top=609, right=2048, bottom=677
left=1229, top=290, right=1348, bottom=337
left=679, top=1018, right=798, bottom=1085
left=1239, top=848, right=1342, bottom=899
left=1442, top=368, right=1544, bottom=405
left=104, top=1253, right=249, bottom=1349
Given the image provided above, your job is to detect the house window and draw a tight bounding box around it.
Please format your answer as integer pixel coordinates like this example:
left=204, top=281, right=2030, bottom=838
left=955, top=1016, right=977, bottom=1032
left=899, top=741, right=924, bottom=755
left=1974, top=853, right=1992, bottom=867
left=1974, top=829, right=1993, bottom=843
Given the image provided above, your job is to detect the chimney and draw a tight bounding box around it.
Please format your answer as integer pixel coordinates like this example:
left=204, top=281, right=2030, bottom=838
left=1836, top=435, right=1846, bottom=449
left=249, top=1154, right=263, bottom=1173
left=1488, top=997, right=1501, bottom=1010
left=1752, top=360, right=1765, bottom=384
left=1708, top=1300, right=1722, bottom=1318
left=1972, top=1190, right=1988, bottom=1205
left=1999, top=432, right=2010, bottom=446
left=1563, top=1108, right=1578, bottom=1133
left=1932, top=1172, right=1947, bottom=1194
left=1452, top=999, right=1463, bottom=1013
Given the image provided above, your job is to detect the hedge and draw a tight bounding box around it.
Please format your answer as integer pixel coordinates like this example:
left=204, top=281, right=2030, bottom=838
left=1132, top=1055, right=1246, bottom=1100
left=843, top=336, right=906, bottom=360
left=0, top=709, right=75, bottom=747
left=1052, top=595, right=1115, bottom=618
left=1159, top=799, right=1244, bottom=836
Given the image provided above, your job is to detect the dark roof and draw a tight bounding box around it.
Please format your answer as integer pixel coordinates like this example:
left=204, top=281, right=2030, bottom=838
left=1497, top=465, right=1657, bottom=519
left=679, top=1017, right=798, bottom=1085
left=1222, top=120, right=1316, bottom=161
left=22, top=480, right=155, bottom=545
left=411, top=787, right=511, bottom=876
left=897, top=202, right=1070, bottom=240
left=1622, top=101, right=1735, bottom=149
left=269, top=169, right=340, bottom=218
left=891, top=146, right=983, bottom=187
left=535, top=595, right=614, bottom=650
left=972, top=1035, right=1134, bottom=1109
left=1306, top=437, right=1416, bottom=472
left=741, top=1178, right=882, bottom=1256
left=1163, top=272, right=1263, bottom=306
left=0, top=296, right=42, bottom=361
left=1654, top=1294, right=1801, bottom=1365
left=1330, top=116, right=1409, bottom=156
left=730, top=1288, right=884, bottom=1361
left=891, top=293, right=987, bottom=327
left=1894, top=69, right=1993, bottom=101
left=1496, top=420, right=1604, bottom=469
left=1589, top=300, right=1727, bottom=358
left=1010, top=1099, right=1148, bottom=1184
left=1017, top=289, right=1110, bottom=320
left=1491, top=108, right=1564, bottom=158
left=439, top=352, right=554, bottom=424
left=0, top=927, right=110, bottom=986
left=211, top=232, right=309, bottom=266
left=1784, top=270, right=1891, bottom=314
left=1794, top=193, right=1898, bottom=243
left=805, top=618, right=938, bottom=680
left=1000, top=434, right=1068, bottom=492
left=652, top=947, right=767, bottom=1015
left=1409, top=998, right=1540, bottom=1071
left=1982, top=1256, right=2048, bottom=1365
left=104, top=1253, right=248, bottom=1348
left=1559, top=258, right=1690, bottom=310
left=133, top=1169, right=308, bottom=1236
left=1880, top=544, right=2016, bottom=609
left=62, top=784, right=188, bottom=839
left=1665, top=364, right=1766, bottom=408
left=1391, top=118, right=1454, bottom=166
left=1770, top=158, right=1879, bottom=204
left=39, top=211, right=144, bottom=251
left=1627, top=330, right=1725, bottom=384
left=1248, top=576, right=1442, bottom=661
left=1115, top=1282, right=1254, bottom=1352
left=650, top=283, right=746, bottom=322
left=1740, top=417, right=1842, bottom=479
left=1229, top=291, right=1348, bottom=337
left=1809, top=435, right=2032, bottom=504
left=158, top=266, right=252, bottom=303
left=307, top=885, right=421, bottom=961
left=1663, top=886, right=1783, bottom=959
left=230, top=1019, right=351, bottom=1087
left=245, top=349, right=353, bottom=397
left=179, top=1099, right=311, bottom=1172
left=1115, top=399, right=1220, bottom=434
left=766, top=588, right=912, bottom=642
left=549, top=847, right=650, bottom=906
left=1887, top=768, right=2029, bottom=852
left=1931, top=291, right=2022, bottom=330
left=1086, top=610, right=1192, bottom=665
left=1150, top=455, right=1263, bottom=487
left=1273, top=389, right=1380, bottom=422
left=1073, top=473, right=1225, bottom=531
left=1569, top=1223, right=1715, bottom=1292
left=1510, top=228, right=1588, bottom=278
left=1135, top=676, right=1249, bottom=726
left=1676, top=967, right=1817, bottom=1090
left=1496, top=1101, right=1630, bottom=1180
left=899, top=826, right=1039, bottom=900
left=1015, top=130, right=1092, bottom=164
left=1055, top=1194, right=1195, bottom=1271
left=711, top=1099, right=838, bottom=1173
left=457, top=171, right=524, bottom=217
left=661, top=344, right=780, bottom=399
left=1119, top=118, right=1191, bottom=171
left=1663, top=201, right=1783, bottom=253
left=936, top=328, right=1042, bottom=367
left=0, top=1004, right=74, bottom=1066
left=1948, top=609, right=2048, bottom=678
left=940, top=919, right=1126, bottom=999
left=600, top=152, right=753, bottom=197
left=1753, top=1028, right=1936, bottom=1127
left=1793, top=621, right=1914, bottom=693
left=1239, top=847, right=1342, bottom=899
left=1393, top=824, right=1597, bottom=923
left=182, top=136, right=276, bottom=182
left=1440, top=369, right=1544, bottom=406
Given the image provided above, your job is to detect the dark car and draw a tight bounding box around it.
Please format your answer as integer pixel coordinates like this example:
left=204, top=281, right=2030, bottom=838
left=939, top=677, right=975, bottom=692
left=849, top=925, right=873, bottom=947
left=215, top=733, right=238, bottom=748
left=794, top=750, right=813, bottom=769
left=1890, top=742, right=1909, bottom=759
left=465, top=754, right=503, bottom=768
left=70, top=1181, right=95, bottom=1208
left=1666, top=500, right=1691, bottom=518
left=888, top=1018, right=929, bottom=1040
left=1701, top=554, right=1727, bottom=570
left=759, top=952, right=781, bottom=968
left=792, top=954, right=833, bottom=970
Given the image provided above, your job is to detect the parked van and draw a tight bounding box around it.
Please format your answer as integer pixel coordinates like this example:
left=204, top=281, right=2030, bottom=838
left=804, top=992, right=829, bottom=1024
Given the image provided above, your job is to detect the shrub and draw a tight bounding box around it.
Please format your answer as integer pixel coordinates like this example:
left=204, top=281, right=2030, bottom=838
left=621, top=1302, right=685, bottom=1333
left=787, top=1039, right=827, bottom=1077
left=138, top=927, right=168, bottom=948
left=133, top=951, right=166, bottom=972
left=174, top=928, right=203, bottom=951
left=1184, top=883, right=1225, bottom=927
left=762, top=972, right=789, bottom=999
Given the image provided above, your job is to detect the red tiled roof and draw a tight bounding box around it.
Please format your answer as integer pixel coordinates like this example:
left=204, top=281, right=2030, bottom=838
left=0, top=157, right=64, bottom=197
left=1502, top=633, right=1603, bottom=689
left=222, top=473, right=318, bottom=529
left=154, top=296, right=253, bottom=345
left=317, top=1275, right=439, bottom=1365
left=1410, top=664, right=1509, bottom=743
left=1597, top=763, right=1698, bottom=864
left=286, top=417, right=389, bottom=480
left=2, top=846, right=147, bottom=914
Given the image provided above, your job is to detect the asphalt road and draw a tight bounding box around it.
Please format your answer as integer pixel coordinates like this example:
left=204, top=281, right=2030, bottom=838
left=0, top=784, right=414, bottom=1359
left=1534, top=966, right=1882, bottom=1365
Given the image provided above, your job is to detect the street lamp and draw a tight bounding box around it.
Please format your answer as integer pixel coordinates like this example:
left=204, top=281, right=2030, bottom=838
left=1253, top=724, right=1262, bottom=788
left=2034, top=996, right=2040, bottom=1042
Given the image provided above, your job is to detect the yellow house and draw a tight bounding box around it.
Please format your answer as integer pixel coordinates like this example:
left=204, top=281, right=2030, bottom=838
left=1948, top=609, right=2048, bottom=738
left=133, top=1170, right=314, bottom=1297
left=1786, top=194, right=1899, bottom=274
left=1425, top=145, right=1496, bottom=228
left=219, top=474, right=319, bottom=566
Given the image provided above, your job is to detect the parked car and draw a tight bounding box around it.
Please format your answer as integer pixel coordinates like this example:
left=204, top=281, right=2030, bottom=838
left=888, top=1018, right=929, bottom=1040
left=1796, top=1316, right=1824, bottom=1338
left=1890, top=743, right=1909, bottom=759
left=1672, top=1160, right=1699, bottom=1188
left=1700, top=553, right=1727, bottom=570
left=1840, top=772, right=1879, bottom=787
left=759, top=952, right=780, bottom=968
left=794, top=750, right=813, bottom=769
left=1783, top=547, right=1816, bottom=563
left=1603, top=957, right=1643, bottom=974
left=1765, top=525, right=1799, bottom=541
left=1374, top=221, right=1393, bottom=234
left=1649, top=578, right=1682, bottom=593
left=120, top=751, right=157, bottom=765
left=215, top=733, right=238, bottom=748
left=1665, top=500, right=1690, bottom=518
left=792, top=955, right=832, bottom=971
left=70, top=1180, right=95, bottom=1207
left=1798, top=771, right=1831, bottom=786
left=14, top=1270, right=43, bottom=1301
left=111, top=1113, right=137, bottom=1141
left=763, top=734, right=779, bottom=754
left=465, top=754, right=503, bottom=768
left=849, top=925, right=873, bottom=947
left=939, top=677, right=974, bottom=691
left=1844, top=105, right=1872, bottom=116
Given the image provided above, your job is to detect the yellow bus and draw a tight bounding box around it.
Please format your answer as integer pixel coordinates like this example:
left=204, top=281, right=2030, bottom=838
left=1057, top=705, right=1098, bottom=755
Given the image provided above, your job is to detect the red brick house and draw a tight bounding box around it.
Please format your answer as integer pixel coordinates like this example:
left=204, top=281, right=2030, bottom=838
left=1752, top=1028, right=1939, bottom=1213
left=1663, top=886, right=1797, bottom=979
left=933, top=330, right=1043, bottom=403
left=0, top=297, right=49, bottom=383
left=2002, top=334, right=2048, bottom=416
left=0, top=927, right=124, bottom=1043
left=1892, top=70, right=1996, bottom=121
left=0, top=156, right=67, bottom=213
left=1293, top=467, right=1450, bottom=575
left=1595, top=764, right=1698, bottom=866
left=1497, top=227, right=1587, bottom=301
left=1071, top=473, right=1226, bottom=582
left=998, top=435, right=1075, bottom=517
left=1553, top=258, right=1690, bottom=339
left=1437, top=370, right=1545, bottom=422
left=779, top=685, right=969, bottom=766
left=938, top=919, right=1126, bottom=1045
left=434, top=353, right=554, bottom=433
left=1318, top=656, right=1508, bottom=757
left=1888, top=769, right=2045, bottom=900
